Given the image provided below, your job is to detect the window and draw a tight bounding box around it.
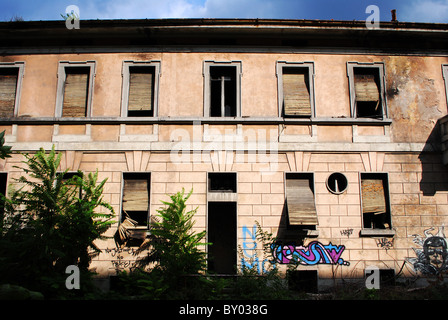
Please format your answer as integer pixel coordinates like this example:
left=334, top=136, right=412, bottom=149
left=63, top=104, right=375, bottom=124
left=203, top=61, right=242, bottom=117
left=121, top=173, right=151, bottom=228
left=443, top=65, right=448, bottom=110
left=121, top=61, right=160, bottom=117
left=0, top=62, right=25, bottom=117
left=360, top=172, right=391, bottom=230
left=287, top=270, right=318, bottom=293
left=55, top=61, right=96, bottom=118
left=285, top=172, right=318, bottom=228
left=347, top=62, right=387, bottom=119
left=326, top=172, right=348, bottom=194
left=208, top=172, right=237, bottom=193
left=277, top=62, right=315, bottom=117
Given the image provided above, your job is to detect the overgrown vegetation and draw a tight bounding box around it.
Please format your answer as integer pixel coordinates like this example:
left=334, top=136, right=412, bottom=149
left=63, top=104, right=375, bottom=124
left=0, top=146, right=114, bottom=299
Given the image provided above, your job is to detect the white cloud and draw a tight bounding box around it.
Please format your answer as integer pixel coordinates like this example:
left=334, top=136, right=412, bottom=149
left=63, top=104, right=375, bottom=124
left=75, top=0, right=298, bottom=20
left=400, top=0, right=448, bottom=23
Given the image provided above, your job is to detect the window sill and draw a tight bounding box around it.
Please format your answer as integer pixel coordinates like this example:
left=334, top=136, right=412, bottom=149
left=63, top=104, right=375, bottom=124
left=359, top=229, right=395, bottom=237
left=0, top=116, right=393, bottom=126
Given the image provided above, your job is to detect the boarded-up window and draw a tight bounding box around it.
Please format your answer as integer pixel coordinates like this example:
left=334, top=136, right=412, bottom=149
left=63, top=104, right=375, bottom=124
left=0, top=68, right=18, bottom=118
left=282, top=68, right=311, bottom=117
left=285, top=173, right=318, bottom=226
left=354, top=68, right=383, bottom=119
left=62, top=67, right=90, bottom=117
left=122, top=173, right=150, bottom=227
left=360, top=173, right=391, bottom=229
left=127, top=66, right=154, bottom=117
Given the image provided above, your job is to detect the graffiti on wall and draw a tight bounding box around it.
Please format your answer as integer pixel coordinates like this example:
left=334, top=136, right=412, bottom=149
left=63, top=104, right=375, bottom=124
left=240, top=225, right=274, bottom=274
left=271, top=241, right=350, bottom=266
left=407, top=226, right=448, bottom=276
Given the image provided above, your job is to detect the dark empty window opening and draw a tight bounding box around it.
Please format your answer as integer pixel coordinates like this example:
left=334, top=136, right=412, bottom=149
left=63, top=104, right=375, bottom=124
left=288, top=270, right=318, bottom=293
left=208, top=172, right=237, bottom=193
left=354, top=67, right=383, bottom=119
left=121, top=173, right=150, bottom=227
left=127, top=66, right=155, bottom=117
left=62, top=67, right=90, bottom=118
left=282, top=67, right=311, bottom=117
left=360, top=173, right=391, bottom=229
left=326, top=172, right=348, bottom=194
left=0, top=68, right=18, bottom=118
left=210, top=66, right=237, bottom=117
left=208, top=201, right=237, bottom=275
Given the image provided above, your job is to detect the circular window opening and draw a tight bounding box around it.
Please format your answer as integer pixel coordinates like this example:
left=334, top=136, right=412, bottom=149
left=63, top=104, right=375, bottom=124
left=326, top=172, right=348, bottom=194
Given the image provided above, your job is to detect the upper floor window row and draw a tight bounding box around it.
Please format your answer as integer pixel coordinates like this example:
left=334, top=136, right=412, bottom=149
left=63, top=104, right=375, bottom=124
left=3, top=61, right=448, bottom=120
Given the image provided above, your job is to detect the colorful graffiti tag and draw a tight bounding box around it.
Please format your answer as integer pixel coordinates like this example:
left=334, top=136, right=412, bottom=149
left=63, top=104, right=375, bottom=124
left=271, top=241, right=350, bottom=266
left=240, top=225, right=274, bottom=274
left=407, top=226, right=448, bottom=276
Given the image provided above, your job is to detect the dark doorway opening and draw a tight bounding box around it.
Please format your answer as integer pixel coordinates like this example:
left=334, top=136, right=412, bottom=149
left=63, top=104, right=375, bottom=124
left=208, top=201, right=237, bottom=274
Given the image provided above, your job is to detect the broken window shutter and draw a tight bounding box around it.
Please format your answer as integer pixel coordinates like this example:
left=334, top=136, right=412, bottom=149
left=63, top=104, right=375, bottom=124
left=354, top=73, right=379, bottom=102
left=62, top=71, right=89, bottom=117
left=122, top=178, right=149, bottom=212
left=283, top=71, right=311, bottom=116
left=286, top=178, right=318, bottom=225
left=361, top=178, right=386, bottom=215
left=0, top=70, right=18, bottom=117
left=128, top=70, right=153, bottom=111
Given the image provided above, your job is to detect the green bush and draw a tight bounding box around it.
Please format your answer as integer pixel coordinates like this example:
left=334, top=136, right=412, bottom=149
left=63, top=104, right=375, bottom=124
left=0, top=146, right=114, bottom=298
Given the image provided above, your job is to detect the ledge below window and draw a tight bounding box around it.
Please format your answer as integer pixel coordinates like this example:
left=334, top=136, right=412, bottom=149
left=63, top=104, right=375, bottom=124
left=359, top=228, right=395, bottom=237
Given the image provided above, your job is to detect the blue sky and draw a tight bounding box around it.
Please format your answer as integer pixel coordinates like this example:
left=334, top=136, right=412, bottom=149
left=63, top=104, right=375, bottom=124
left=1, top=0, right=447, bottom=23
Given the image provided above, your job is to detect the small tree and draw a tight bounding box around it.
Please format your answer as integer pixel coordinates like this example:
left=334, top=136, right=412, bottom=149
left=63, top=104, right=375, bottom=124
left=0, top=146, right=114, bottom=297
left=135, top=189, right=208, bottom=298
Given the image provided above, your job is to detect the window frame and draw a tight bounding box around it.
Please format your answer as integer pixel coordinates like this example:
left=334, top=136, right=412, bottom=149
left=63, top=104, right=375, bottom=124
left=55, top=61, right=96, bottom=118
left=276, top=61, right=315, bottom=118
left=359, top=172, right=395, bottom=237
left=203, top=61, right=242, bottom=118
left=443, top=64, right=448, bottom=111
left=0, top=61, right=25, bottom=117
left=120, top=172, right=151, bottom=229
left=347, top=62, right=388, bottom=120
left=121, top=60, right=161, bottom=118
left=284, top=172, right=318, bottom=229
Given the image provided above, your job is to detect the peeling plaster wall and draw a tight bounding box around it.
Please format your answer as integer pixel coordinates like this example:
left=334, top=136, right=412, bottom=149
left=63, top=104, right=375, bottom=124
left=385, top=56, right=448, bottom=143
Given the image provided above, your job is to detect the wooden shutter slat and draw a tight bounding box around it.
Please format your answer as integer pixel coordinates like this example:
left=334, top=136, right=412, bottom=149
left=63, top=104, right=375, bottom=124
left=0, top=73, right=17, bottom=117
left=128, top=72, right=153, bottom=111
left=354, top=74, right=379, bottom=102
left=361, top=178, right=386, bottom=214
left=62, top=72, right=89, bottom=117
left=286, top=178, right=318, bottom=225
left=283, top=72, right=311, bottom=116
left=123, top=179, right=149, bottom=211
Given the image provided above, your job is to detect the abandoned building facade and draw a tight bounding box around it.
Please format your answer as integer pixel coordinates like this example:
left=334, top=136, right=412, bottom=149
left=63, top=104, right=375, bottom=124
left=1, top=18, right=448, bottom=290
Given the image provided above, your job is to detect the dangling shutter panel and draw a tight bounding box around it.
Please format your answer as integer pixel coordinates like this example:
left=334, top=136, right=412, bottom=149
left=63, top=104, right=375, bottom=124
left=354, top=73, right=379, bottom=102
left=0, top=70, right=18, bottom=117
left=286, top=178, right=318, bottom=225
left=128, top=69, right=153, bottom=112
left=283, top=71, right=311, bottom=116
left=62, top=70, right=89, bottom=117
left=361, top=178, right=386, bottom=214
left=122, top=178, right=149, bottom=212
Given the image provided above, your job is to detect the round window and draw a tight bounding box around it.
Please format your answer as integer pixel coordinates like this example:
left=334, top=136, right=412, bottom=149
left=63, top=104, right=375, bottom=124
left=326, top=172, right=348, bottom=194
